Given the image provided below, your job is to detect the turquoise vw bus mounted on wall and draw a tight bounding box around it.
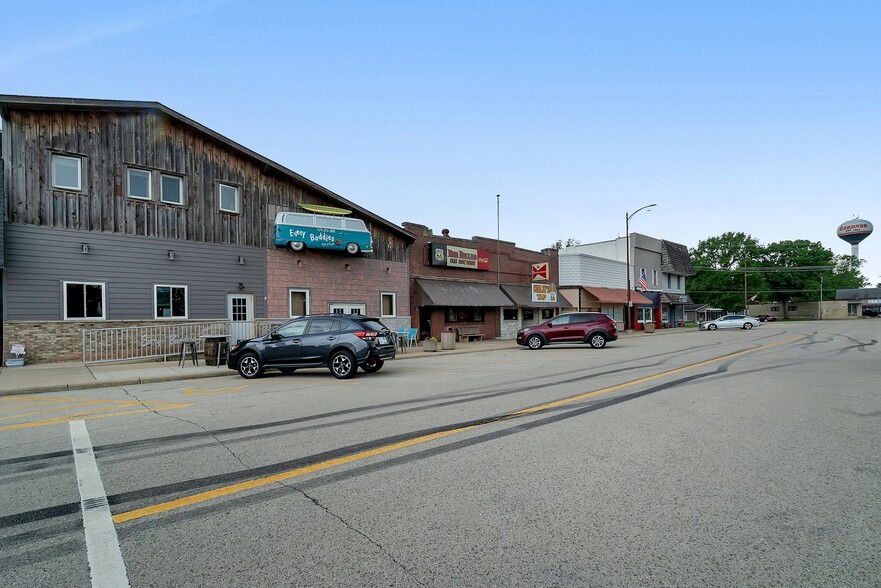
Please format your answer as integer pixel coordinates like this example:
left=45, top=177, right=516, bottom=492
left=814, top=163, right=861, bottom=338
left=273, top=209, right=373, bottom=255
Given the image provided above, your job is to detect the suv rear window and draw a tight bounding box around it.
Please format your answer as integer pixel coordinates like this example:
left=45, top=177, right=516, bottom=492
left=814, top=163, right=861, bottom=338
left=359, top=319, right=388, bottom=331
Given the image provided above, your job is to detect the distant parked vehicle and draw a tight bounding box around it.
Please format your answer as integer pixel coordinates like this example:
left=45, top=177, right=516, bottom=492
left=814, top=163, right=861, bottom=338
left=755, top=314, right=778, bottom=322
left=699, top=315, right=762, bottom=330
left=516, top=312, right=618, bottom=349
left=863, top=308, right=879, bottom=317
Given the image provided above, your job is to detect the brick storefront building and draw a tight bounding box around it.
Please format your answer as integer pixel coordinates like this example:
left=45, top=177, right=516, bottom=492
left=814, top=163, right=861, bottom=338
left=402, top=223, right=567, bottom=341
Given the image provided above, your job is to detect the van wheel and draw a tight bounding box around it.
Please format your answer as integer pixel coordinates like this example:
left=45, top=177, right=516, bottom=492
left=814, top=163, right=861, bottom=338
left=345, top=242, right=360, bottom=255
left=289, top=241, right=305, bottom=251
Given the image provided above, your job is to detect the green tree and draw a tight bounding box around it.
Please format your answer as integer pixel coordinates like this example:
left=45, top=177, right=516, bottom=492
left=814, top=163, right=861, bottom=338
left=687, top=232, right=767, bottom=311
left=550, top=238, right=582, bottom=250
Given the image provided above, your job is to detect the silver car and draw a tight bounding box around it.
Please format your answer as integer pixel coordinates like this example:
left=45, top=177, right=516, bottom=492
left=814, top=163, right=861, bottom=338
left=699, top=314, right=761, bottom=330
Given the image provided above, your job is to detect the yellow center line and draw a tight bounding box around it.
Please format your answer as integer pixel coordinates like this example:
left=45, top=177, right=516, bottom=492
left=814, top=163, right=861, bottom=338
left=113, top=335, right=806, bottom=524
left=0, top=402, right=192, bottom=432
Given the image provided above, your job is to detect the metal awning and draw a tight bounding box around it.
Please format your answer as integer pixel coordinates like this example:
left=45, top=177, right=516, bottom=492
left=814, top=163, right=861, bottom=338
left=660, top=293, right=693, bottom=305
left=499, top=284, right=571, bottom=308
left=581, top=287, right=652, bottom=305
left=414, top=279, right=512, bottom=307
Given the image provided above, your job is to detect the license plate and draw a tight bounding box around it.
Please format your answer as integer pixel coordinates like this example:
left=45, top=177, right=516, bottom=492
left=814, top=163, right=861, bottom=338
left=377, top=336, right=389, bottom=345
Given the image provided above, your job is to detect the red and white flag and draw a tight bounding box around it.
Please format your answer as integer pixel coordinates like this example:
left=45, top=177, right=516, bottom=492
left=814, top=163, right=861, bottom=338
left=638, top=271, right=648, bottom=291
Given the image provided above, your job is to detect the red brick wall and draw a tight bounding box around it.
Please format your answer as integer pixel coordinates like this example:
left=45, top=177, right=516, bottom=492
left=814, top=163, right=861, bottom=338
left=403, top=223, right=559, bottom=339
left=266, top=248, right=410, bottom=318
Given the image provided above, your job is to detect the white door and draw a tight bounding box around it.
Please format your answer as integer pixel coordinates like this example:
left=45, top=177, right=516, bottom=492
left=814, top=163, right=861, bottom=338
left=227, top=294, right=254, bottom=343
left=329, top=303, right=366, bottom=315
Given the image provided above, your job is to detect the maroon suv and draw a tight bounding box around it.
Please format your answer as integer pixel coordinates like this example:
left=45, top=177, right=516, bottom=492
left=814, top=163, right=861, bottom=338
left=516, top=312, right=618, bottom=349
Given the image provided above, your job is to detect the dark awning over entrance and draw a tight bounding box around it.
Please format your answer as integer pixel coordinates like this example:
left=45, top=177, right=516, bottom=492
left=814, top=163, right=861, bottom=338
left=414, top=279, right=512, bottom=307
left=500, top=284, right=571, bottom=308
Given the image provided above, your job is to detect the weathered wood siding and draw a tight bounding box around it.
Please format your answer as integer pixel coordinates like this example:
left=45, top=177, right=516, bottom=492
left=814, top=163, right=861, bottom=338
left=2, top=109, right=408, bottom=262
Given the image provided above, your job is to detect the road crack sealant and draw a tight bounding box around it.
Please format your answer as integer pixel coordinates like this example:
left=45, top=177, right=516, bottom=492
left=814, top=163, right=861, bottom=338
left=278, top=479, right=428, bottom=586
left=120, top=387, right=251, bottom=471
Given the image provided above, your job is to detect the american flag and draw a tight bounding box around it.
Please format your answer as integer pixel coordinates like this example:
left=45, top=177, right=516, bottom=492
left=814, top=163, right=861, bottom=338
left=638, top=271, right=648, bottom=291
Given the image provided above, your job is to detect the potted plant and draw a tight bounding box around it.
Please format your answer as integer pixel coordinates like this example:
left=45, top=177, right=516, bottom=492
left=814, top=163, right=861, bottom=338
left=422, top=336, right=438, bottom=352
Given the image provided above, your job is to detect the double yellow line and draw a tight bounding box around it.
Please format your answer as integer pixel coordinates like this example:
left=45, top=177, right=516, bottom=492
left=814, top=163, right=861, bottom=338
left=113, top=335, right=804, bottom=524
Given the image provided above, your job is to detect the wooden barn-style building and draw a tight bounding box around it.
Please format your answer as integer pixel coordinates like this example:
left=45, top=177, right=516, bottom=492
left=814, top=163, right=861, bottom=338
left=0, top=95, right=414, bottom=363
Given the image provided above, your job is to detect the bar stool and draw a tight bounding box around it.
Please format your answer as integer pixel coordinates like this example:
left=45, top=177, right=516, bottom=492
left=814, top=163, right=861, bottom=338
left=215, top=341, right=230, bottom=367
left=178, top=340, right=199, bottom=367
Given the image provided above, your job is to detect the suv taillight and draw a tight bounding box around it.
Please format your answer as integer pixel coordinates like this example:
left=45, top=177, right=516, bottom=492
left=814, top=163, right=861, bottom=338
left=353, top=331, right=378, bottom=340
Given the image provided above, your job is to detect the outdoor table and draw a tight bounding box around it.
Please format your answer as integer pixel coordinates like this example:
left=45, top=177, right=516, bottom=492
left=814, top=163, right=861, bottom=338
left=200, top=334, right=229, bottom=366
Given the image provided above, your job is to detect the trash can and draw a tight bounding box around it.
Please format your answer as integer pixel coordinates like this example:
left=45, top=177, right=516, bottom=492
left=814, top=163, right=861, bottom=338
left=643, top=322, right=655, bottom=333
left=441, top=331, right=456, bottom=350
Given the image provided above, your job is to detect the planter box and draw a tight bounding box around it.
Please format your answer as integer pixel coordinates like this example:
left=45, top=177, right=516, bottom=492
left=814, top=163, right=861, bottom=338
left=423, top=341, right=438, bottom=352
left=5, top=357, right=25, bottom=367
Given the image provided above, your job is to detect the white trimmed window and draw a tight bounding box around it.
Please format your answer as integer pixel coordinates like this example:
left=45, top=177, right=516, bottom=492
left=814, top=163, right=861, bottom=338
left=154, top=285, right=188, bottom=318
left=160, top=174, right=184, bottom=205
left=380, top=293, right=396, bottom=317
left=127, top=168, right=152, bottom=200
left=63, top=281, right=105, bottom=320
left=637, top=307, right=653, bottom=323
left=289, top=289, right=310, bottom=317
left=652, top=270, right=658, bottom=285
left=219, top=183, right=239, bottom=213
left=52, top=154, right=82, bottom=190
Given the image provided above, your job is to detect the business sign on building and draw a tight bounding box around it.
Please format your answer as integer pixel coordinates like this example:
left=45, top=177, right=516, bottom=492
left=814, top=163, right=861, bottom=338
left=429, top=243, right=490, bottom=270
left=531, top=282, right=557, bottom=303
left=532, top=262, right=548, bottom=281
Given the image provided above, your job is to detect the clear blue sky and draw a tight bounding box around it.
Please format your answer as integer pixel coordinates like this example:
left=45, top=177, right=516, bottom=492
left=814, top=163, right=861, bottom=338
left=4, top=1, right=880, bottom=285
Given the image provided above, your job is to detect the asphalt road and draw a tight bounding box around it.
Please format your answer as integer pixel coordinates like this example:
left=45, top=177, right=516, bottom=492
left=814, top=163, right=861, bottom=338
left=2, top=321, right=879, bottom=587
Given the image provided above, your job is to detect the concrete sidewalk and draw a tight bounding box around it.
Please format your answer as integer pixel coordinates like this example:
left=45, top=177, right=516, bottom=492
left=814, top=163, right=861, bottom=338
left=0, top=338, right=521, bottom=396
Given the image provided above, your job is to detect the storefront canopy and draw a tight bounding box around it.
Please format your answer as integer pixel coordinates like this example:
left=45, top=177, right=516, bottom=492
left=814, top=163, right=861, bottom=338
left=415, top=279, right=513, bottom=307
left=581, top=287, right=652, bottom=306
left=500, top=284, right=571, bottom=308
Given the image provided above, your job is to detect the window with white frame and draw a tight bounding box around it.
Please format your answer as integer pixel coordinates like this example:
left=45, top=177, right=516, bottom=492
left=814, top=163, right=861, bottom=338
left=219, top=183, right=239, bottom=213
left=52, top=154, right=82, bottom=190
left=63, top=281, right=105, bottom=320
left=666, top=274, right=672, bottom=289
left=127, top=168, right=152, bottom=200
left=289, top=289, right=310, bottom=317
left=380, top=293, right=395, bottom=317
left=652, top=270, right=658, bottom=285
left=154, top=285, right=188, bottom=318
left=637, top=307, right=653, bottom=323
left=677, top=275, right=682, bottom=290
left=160, top=174, right=184, bottom=205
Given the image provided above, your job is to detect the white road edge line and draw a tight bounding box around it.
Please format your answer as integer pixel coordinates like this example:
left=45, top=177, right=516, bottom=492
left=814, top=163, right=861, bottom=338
left=70, top=420, right=131, bottom=588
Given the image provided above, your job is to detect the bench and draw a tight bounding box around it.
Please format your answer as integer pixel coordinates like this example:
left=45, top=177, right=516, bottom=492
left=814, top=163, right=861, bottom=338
left=456, top=327, right=485, bottom=342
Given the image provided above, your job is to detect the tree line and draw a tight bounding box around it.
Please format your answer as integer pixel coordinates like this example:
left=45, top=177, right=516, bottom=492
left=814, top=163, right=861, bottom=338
left=686, top=232, right=866, bottom=312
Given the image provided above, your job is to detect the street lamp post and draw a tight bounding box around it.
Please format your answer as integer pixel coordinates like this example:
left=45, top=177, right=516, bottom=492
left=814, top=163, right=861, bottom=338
left=625, top=203, right=657, bottom=331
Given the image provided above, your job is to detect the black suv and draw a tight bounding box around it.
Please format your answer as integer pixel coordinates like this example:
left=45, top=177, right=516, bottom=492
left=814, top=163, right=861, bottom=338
left=516, top=312, right=618, bottom=349
left=227, top=314, right=396, bottom=379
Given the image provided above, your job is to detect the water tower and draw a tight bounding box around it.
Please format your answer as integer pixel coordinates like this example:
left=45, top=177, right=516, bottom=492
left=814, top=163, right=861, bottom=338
left=837, top=218, right=873, bottom=258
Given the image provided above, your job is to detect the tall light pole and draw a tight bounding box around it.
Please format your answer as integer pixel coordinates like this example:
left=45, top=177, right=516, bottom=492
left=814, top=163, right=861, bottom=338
left=625, top=203, right=657, bottom=331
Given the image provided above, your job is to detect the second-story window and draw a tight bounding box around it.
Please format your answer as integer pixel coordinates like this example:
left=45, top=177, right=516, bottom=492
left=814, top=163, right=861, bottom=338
left=160, top=174, right=184, bottom=205
left=219, top=183, right=239, bottom=213
left=652, top=270, right=658, bottom=285
left=127, top=168, right=152, bottom=200
left=52, top=154, right=82, bottom=191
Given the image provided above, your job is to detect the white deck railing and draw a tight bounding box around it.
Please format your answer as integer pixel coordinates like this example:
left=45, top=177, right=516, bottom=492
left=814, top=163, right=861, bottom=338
left=81, top=320, right=286, bottom=365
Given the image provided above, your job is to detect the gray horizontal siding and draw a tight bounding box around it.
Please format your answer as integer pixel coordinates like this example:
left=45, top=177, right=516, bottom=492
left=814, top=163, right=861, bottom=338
left=4, top=224, right=266, bottom=320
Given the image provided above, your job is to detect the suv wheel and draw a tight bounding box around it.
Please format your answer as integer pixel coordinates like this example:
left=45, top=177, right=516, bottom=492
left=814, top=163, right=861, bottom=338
left=238, top=353, right=264, bottom=379
left=329, top=350, right=356, bottom=379
left=588, top=333, right=607, bottom=349
left=361, top=358, right=384, bottom=373
left=526, top=334, right=544, bottom=349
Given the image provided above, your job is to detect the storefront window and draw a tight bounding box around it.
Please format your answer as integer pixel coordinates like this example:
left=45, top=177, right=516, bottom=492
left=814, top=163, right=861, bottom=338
left=503, top=308, right=518, bottom=321
left=445, top=307, right=484, bottom=323
left=523, top=309, right=534, bottom=320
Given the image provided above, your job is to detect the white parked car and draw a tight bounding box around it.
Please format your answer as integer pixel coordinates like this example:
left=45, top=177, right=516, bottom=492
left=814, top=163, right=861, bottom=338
left=699, top=314, right=761, bottom=330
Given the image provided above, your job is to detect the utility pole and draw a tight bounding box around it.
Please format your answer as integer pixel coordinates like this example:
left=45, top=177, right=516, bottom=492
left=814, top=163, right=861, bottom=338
left=743, top=257, right=748, bottom=313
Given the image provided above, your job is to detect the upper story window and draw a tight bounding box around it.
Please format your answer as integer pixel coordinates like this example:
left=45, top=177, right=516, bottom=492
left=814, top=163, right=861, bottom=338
left=652, top=270, right=658, bottom=285
left=155, top=285, right=188, bottom=318
left=63, top=281, right=105, bottom=320
left=677, top=275, right=682, bottom=290
left=160, top=174, right=184, bottom=205
left=127, top=168, right=152, bottom=200
left=52, top=154, right=82, bottom=191
left=666, top=274, right=672, bottom=289
left=219, top=184, right=239, bottom=213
